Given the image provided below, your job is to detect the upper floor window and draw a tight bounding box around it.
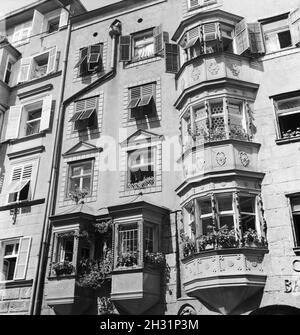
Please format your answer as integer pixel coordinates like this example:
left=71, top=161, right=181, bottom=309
left=3, top=95, right=53, bottom=141
left=69, top=96, right=98, bottom=131
left=7, top=164, right=33, bottom=203
left=181, top=97, right=252, bottom=151
left=0, top=237, right=31, bottom=282
left=127, top=147, right=155, bottom=189
left=262, top=15, right=292, bottom=53
left=18, top=47, right=57, bottom=83
left=132, top=30, right=155, bottom=61
left=4, top=59, right=13, bottom=85
left=12, top=21, right=32, bottom=45
left=289, top=196, right=300, bottom=250
left=127, top=83, right=156, bottom=119
left=188, top=0, right=217, bottom=10
left=273, top=92, right=300, bottom=140
left=75, top=44, right=103, bottom=77
left=47, top=17, right=60, bottom=34
left=67, top=160, right=94, bottom=198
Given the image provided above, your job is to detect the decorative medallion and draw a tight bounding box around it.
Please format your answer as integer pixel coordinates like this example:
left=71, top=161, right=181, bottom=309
left=216, top=152, right=226, bottom=166
left=192, top=66, right=201, bottom=81
left=207, top=59, right=220, bottom=75
left=227, top=260, right=235, bottom=268
left=229, top=62, right=240, bottom=77
left=239, top=151, right=250, bottom=167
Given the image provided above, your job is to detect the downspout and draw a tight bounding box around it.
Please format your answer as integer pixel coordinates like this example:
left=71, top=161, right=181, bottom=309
left=30, top=18, right=121, bottom=315
left=29, top=5, right=72, bottom=315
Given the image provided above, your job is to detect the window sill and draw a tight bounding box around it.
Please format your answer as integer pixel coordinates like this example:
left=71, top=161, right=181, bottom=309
left=125, top=56, right=162, bottom=69
left=9, top=132, right=46, bottom=145
left=0, top=279, right=33, bottom=289
left=187, top=1, right=217, bottom=11
left=0, top=198, right=45, bottom=212
left=48, top=274, right=76, bottom=280
left=13, top=70, right=62, bottom=89
left=261, top=46, right=300, bottom=61
left=275, top=136, right=300, bottom=145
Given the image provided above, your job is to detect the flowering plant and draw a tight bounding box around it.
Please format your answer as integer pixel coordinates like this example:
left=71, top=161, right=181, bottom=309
left=117, top=251, right=138, bottom=267
left=69, top=187, right=89, bottom=204
left=52, top=260, right=74, bottom=276
left=242, top=228, right=267, bottom=247
left=144, top=251, right=165, bottom=267
left=181, top=232, right=196, bottom=257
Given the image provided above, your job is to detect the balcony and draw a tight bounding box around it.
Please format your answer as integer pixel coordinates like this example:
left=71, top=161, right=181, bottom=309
left=175, top=52, right=261, bottom=109
left=182, top=243, right=268, bottom=314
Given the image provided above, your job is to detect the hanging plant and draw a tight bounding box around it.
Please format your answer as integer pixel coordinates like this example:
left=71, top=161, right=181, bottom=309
left=52, top=260, right=74, bottom=276
left=116, top=251, right=138, bottom=268
left=93, top=220, right=113, bottom=235
left=98, top=297, right=116, bottom=315
left=144, top=251, right=165, bottom=267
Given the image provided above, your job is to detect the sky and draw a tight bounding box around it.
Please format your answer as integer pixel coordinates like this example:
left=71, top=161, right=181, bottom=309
left=0, top=0, right=115, bottom=17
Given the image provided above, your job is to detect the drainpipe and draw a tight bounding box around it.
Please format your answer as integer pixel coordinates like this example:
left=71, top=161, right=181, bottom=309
left=29, top=18, right=121, bottom=315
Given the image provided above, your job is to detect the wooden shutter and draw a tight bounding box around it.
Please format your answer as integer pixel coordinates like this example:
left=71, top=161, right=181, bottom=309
left=203, top=22, right=219, bottom=41
left=153, top=25, right=169, bottom=54
left=248, top=23, right=265, bottom=53
left=59, top=8, right=69, bottom=29
left=4, top=105, right=22, bottom=141
left=46, top=47, right=57, bottom=74
left=128, top=86, right=141, bottom=108
left=14, top=237, right=31, bottom=280
left=165, top=43, right=179, bottom=73
left=18, top=57, right=32, bottom=82
left=289, top=7, right=300, bottom=46
left=234, top=19, right=250, bottom=55
left=40, top=95, right=52, bottom=131
left=31, top=10, right=44, bottom=36
left=138, top=84, right=155, bottom=107
left=119, top=36, right=132, bottom=62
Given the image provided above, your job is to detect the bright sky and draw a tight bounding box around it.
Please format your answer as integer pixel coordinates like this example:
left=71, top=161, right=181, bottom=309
left=0, top=0, right=115, bottom=17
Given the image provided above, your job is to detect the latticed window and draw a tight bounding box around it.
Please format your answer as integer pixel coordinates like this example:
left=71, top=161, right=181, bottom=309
left=67, top=160, right=93, bottom=196
left=210, top=102, right=226, bottom=141
left=145, top=226, right=154, bottom=253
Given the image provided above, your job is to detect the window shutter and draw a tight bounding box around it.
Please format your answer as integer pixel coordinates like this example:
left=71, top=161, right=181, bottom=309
left=40, top=95, right=52, bottom=131
left=14, top=237, right=31, bottom=280
left=4, top=105, right=22, bottom=141
left=234, top=19, right=250, bottom=55
left=18, top=57, right=32, bottom=83
left=59, top=8, right=69, bottom=29
left=203, top=22, right=219, bottom=41
left=138, top=84, right=155, bottom=107
left=12, top=167, right=22, bottom=182
left=31, top=10, right=44, bottom=36
left=248, top=22, right=265, bottom=53
left=153, top=25, right=169, bottom=54
left=289, top=7, right=300, bottom=46
left=165, top=43, right=179, bottom=73
left=119, top=36, right=132, bottom=62
left=190, top=0, right=200, bottom=8
left=46, top=46, right=57, bottom=74
left=127, top=86, right=141, bottom=108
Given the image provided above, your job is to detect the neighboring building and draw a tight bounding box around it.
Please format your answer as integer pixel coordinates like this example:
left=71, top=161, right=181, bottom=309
left=1, top=0, right=300, bottom=315
left=0, top=0, right=86, bottom=315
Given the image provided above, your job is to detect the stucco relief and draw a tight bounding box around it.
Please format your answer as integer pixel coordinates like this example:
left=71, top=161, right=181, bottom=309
left=191, top=65, right=201, bottom=81
left=228, top=62, right=241, bottom=77
left=239, top=152, right=250, bottom=167
left=216, top=152, right=226, bottom=166
left=207, top=59, right=220, bottom=75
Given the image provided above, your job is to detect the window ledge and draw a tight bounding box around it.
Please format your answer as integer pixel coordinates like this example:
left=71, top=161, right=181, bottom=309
left=12, top=70, right=62, bottom=90
left=0, top=279, right=33, bottom=289
left=48, top=274, right=76, bottom=280
left=293, top=247, right=300, bottom=255
left=9, top=132, right=46, bottom=145
left=261, top=46, right=300, bottom=61
left=0, top=198, right=45, bottom=212
left=187, top=0, right=217, bottom=12
left=125, top=56, right=162, bottom=69
left=275, top=136, right=300, bottom=145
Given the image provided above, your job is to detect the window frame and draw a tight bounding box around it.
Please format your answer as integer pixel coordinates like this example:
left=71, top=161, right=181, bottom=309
left=66, top=159, right=94, bottom=199
left=76, top=43, right=103, bottom=77
left=288, top=195, right=300, bottom=251
left=4, top=57, right=13, bottom=85
left=131, top=29, right=155, bottom=62
left=187, top=0, right=217, bottom=11
left=0, top=240, right=19, bottom=282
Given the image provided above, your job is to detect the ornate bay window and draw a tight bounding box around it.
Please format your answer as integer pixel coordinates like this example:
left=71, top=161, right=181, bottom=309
left=181, top=97, right=252, bottom=151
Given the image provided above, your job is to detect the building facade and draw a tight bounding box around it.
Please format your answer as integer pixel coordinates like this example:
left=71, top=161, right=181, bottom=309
left=0, top=0, right=300, bottom=315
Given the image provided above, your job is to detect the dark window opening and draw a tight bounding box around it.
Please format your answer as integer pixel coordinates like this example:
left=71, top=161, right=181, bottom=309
left=279, top=113, right=300, bottom=138
left=48, top=18, right=60, bottom=34
left=278, top=30, right=292, bottom=49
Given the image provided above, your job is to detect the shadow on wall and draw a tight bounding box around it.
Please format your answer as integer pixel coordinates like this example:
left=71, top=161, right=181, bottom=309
left=250, top=304, right=300, bottom=315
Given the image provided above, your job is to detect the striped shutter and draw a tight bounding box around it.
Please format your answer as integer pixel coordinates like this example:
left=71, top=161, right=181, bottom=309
left=248, top=23, right=265, bottom=53
left=40, top=95, right=52, bottom=131
left=138, top=84, right=155, bottom=107
left=128, top=86, right=141, bottom=109
left=46, top=47, right=57, bottom=74
left=165, top=43, right=179, bottom=73
left=290, top=7, right=300, bottom=46
left=87, top=44, right=103, bottom=72
left=119, top=36, right=132, bottom=62
left=70, top=97, right=97, bottom=121
left=153, top=25, right=169, bottom=54
left=18, top=57, right=32, bottom=82
left=14, top=237, right=32, bottom=280
left=203, top=22, right=219, bottom=41
left=4, top=105, right=22, bottom=141
left=234, top=19, right=250, bottom=55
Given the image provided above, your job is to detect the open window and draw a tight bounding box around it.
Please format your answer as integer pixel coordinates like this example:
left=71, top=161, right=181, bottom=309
left=0, top=237, right=31, bottom=282
left=75, top=44, right=103, bottom=77
left=47, top=17, right=60, bottom=34
left=289, top=196, right=300, bottom=250
left=127, top=147, right=155, bottom=189
left=273, top=92, right=300, bottom=140
left=69, top=96, right=98, bottom=131
left=127, top=83, right=156, bottom=119
left=7, top=164, right=32, bottom=203
left=4, top=58, right=13, bottom=85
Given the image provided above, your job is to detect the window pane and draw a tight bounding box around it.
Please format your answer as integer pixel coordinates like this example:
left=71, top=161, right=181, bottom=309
left=291, top=197, right=300, bottom=212
left=82, top=177, right=91, bottom=192
left=219, top=216, right=234, bottom=230
left=202, top=217, right=214, bottom=235
left=69, top=178, right=80, bottom=192
left=279, top=113, right=300, bottom=138
left=278, top=30, right=292, bottom=48
left=71, top=166, right=82, bottom=176
left=241, top=214, right=256, bottom=233
left=82, top=162, right=92, bottom=174
left=6, top=259, right=17, bottom=280
left=293, top=214, right=300, bottom=246
left=217, top=195, right=232, bottom=212
left=4, top=244, right=14, bottom=256
left=240, top=196, right=255, bottom=213
left=199, top=199, right=212, bottom=215
left=64, top=238, right=74, bottom=262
